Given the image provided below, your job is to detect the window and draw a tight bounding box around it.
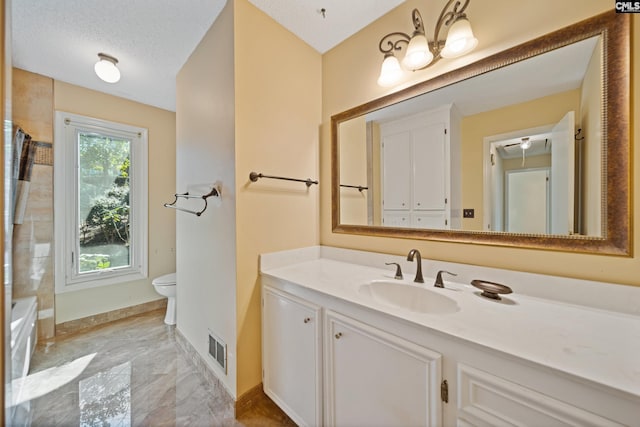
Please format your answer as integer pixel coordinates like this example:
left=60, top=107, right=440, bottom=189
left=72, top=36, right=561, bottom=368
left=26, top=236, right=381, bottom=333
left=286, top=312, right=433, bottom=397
left=54, top=112, right=148, bottom=292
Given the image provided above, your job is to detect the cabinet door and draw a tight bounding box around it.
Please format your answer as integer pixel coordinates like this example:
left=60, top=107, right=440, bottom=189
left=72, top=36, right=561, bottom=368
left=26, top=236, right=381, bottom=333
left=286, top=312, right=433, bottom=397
left=413, top=123, right=446, bottom=210
left=382, top=131, right=412, bottom=210
left=325, top=311, right=442, bottom=427
left=262, top=286, right=322, bottom=427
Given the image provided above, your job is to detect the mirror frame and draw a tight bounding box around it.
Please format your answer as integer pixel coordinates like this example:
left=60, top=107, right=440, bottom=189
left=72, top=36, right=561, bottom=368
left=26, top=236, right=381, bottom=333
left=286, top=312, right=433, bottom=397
left=331, top=11, right=631, bottom=256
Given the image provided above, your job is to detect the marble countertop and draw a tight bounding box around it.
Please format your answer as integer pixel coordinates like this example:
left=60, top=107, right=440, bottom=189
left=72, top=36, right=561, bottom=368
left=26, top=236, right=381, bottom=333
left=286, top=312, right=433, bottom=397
left=260, top=249, right=640, bottom=400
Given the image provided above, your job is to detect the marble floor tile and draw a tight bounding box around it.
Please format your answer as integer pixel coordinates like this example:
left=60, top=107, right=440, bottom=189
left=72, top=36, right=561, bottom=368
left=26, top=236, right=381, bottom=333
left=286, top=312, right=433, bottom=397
left=14, top=309, right=295, bottom=427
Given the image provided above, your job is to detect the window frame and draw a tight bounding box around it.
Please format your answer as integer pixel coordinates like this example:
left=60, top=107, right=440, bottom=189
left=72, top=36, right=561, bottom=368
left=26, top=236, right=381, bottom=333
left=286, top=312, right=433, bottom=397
left=54, top=111, right=148, bottom=293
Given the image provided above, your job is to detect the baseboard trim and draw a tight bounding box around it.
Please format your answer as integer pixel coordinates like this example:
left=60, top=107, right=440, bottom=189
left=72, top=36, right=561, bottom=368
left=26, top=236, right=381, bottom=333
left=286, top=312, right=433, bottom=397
left=174, top=329, right=282, bottom=420
left=55, top=298, right=167, bottom=336
left=235, top=383, right=268, bottom=417
left=174, top=328, right=236, bottom=419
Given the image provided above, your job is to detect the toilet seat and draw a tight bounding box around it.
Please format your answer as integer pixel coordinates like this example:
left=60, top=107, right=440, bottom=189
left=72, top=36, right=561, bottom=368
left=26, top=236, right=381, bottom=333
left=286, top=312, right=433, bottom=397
left=152, top=272, right=177, bottom=325
left=152, top=273, right=176, bottom=286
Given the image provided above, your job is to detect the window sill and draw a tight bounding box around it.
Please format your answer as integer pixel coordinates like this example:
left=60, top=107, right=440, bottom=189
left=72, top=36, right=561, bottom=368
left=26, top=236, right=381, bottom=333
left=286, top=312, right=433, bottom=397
left=55, top=270, right=148, bottom=294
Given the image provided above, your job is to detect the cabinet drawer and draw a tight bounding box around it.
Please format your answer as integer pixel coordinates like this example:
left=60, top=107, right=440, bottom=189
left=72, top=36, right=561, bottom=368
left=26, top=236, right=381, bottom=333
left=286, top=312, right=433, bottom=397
left=457, top=364, right=624, bottom=427
left=412, top=211, right=447, bottom=229
left=383, top=211, right=411, bottom=228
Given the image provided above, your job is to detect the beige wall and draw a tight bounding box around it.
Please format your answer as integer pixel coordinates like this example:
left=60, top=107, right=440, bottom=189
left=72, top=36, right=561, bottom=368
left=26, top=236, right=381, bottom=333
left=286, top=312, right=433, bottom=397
left=54, top=81, right=176, bottom=322
left=234, top=0, right=321, bottom=397
left=371, top=122, right=382, bottom=226
left=11, top=70, right=176, bottom=331
left=461, top=89, right=580, bottom=231
left=13, top=69, right=52, bottom=142
left=339, top=116, right=368, bottom=224
left=175, top=0, right=321, bottom=398
left=176, top=0, right=238, bottom=396
left=321, top=1, right=640, bottom=286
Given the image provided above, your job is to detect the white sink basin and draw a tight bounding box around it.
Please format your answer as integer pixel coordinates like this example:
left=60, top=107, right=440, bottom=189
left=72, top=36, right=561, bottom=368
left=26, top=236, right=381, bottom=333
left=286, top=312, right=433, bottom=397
left=360, top=280, right=460, bottom=314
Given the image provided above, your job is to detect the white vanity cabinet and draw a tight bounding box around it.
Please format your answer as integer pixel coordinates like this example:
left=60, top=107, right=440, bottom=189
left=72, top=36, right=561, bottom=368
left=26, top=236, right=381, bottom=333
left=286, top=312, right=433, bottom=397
left=262, top=286, right=322, bottom=427
left=261, top=255, right=639, bottom=427
left=324, top=310, right=443, bottom=427
left=262, top=284, right=444, bottom=427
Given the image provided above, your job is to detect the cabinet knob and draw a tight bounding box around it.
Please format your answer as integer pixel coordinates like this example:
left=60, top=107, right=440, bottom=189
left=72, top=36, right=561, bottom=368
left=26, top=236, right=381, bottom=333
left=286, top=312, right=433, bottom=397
left=335, top=332, right=343, bottom=339
left=303, top=317, right=311, bottom=323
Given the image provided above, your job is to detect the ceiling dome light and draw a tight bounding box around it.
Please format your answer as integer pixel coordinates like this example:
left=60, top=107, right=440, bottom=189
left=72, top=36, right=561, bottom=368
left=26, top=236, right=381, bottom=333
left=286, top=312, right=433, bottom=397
left=440, top=17, right=478, bottom=59
left=94, top=53, right=121, bottom=83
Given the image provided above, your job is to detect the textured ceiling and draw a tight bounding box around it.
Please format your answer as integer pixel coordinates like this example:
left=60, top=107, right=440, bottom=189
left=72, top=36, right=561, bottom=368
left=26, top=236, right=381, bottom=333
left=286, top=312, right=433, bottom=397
left=12, top=0, right=226, bottom=112
left=12, top=0, right=406, bottom=112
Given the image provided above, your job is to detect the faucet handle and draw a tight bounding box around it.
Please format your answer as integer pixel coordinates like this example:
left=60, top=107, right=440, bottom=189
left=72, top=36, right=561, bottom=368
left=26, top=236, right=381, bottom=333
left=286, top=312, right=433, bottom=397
left=385, top=262, right=403, bottom=280
left=434, top=270, right=457, bottom=288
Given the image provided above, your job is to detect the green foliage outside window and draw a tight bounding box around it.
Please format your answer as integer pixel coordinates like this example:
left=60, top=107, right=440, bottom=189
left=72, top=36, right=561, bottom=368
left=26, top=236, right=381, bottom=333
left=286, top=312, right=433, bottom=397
left=79, top=133, right=131, bottom=271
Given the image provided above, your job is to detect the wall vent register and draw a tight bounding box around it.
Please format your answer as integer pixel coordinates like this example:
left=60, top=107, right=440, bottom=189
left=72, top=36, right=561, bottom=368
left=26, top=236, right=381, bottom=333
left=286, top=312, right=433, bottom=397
left=208, top=331, right=227, bottom=374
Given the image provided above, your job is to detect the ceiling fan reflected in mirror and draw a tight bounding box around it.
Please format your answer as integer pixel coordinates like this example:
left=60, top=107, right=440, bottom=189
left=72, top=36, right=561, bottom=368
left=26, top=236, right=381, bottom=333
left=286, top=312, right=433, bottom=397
left=519, top=137, right=532, bottom=150
left=495, top=135, right=551, bottom=167
left=500, top=136, right=549, bottom=151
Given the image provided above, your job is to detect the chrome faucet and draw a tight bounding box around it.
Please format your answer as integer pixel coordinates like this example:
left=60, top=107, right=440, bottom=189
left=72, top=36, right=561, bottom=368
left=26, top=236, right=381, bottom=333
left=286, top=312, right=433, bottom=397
left=406, top=249, right=424, bottom=283
left=434, top=270, right=457, bottom=288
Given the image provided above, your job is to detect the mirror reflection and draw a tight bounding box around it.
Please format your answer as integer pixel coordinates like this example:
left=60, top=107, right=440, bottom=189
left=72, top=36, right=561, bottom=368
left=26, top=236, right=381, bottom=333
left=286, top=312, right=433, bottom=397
left=338, top=35, right=602, bottom=237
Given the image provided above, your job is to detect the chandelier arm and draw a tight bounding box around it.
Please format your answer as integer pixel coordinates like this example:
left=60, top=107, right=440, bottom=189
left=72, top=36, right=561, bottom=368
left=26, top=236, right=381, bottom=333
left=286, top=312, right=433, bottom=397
left=378, top=32, right=411, bottom=55
left=432, top=0, right=471, bottom=53
left=411, top=9, right=425, bottom=34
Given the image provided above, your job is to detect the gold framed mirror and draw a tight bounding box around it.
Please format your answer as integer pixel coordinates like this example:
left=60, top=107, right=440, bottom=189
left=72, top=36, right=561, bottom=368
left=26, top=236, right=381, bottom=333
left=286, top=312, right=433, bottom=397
left=331, top=11, right=630, bottom=256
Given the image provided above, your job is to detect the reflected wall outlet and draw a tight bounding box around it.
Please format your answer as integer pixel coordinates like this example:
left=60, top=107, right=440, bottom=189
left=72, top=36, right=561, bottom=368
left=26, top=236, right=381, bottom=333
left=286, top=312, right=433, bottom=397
left=463, top=209, right=475, bottom=218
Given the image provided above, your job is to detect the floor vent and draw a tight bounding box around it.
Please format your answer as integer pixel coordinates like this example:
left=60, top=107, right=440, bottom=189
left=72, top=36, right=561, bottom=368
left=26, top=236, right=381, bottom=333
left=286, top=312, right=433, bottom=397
left=208, top=331, right=227, bottom=374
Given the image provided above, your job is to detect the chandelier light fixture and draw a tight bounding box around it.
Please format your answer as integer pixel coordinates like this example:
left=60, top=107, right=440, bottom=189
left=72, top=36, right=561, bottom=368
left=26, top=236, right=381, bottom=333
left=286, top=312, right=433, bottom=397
left=377, top=0, right=478, bottom=87
left=94, top=53, right=121, bottom=83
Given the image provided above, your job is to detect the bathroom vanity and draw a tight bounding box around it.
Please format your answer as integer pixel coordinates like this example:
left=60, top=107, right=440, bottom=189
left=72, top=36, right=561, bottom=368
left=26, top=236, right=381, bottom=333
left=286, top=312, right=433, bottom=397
left=260, top=246, right=640, bottom=427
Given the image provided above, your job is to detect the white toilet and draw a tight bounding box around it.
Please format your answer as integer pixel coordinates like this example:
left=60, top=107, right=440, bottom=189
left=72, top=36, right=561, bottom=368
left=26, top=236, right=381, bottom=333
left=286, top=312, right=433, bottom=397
left=152, top=272, right=177, bottom=325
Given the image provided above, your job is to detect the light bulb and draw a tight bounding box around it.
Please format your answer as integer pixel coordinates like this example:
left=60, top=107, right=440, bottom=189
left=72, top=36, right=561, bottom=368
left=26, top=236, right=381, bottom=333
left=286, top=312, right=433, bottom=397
left=377, top=54, right=403, bottom=87
left=402, top=33, right=433, bottom=70
left=440, top=17, right=478, bottom=59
